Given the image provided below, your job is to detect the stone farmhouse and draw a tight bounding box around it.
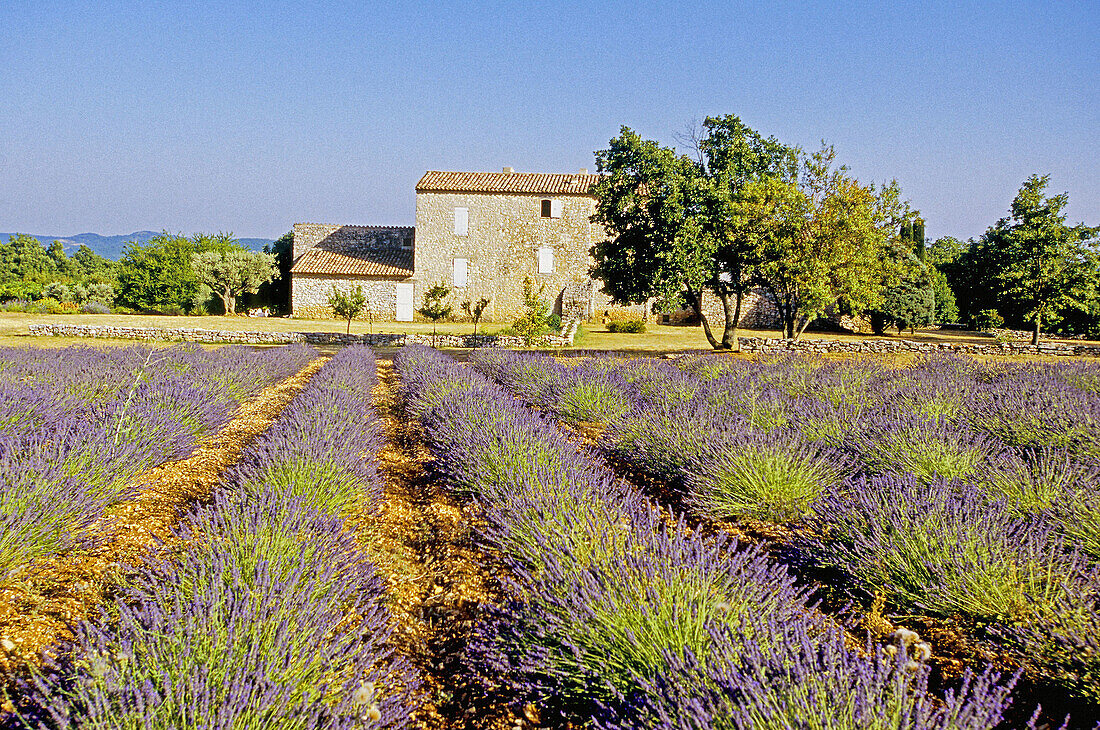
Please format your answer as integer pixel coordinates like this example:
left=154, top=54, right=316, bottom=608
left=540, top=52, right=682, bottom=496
left=290, top=167, right=779, bottom=327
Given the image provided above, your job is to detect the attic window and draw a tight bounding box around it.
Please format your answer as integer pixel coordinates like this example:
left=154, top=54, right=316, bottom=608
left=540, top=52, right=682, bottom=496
left=541, top=199, right=562, bottom=218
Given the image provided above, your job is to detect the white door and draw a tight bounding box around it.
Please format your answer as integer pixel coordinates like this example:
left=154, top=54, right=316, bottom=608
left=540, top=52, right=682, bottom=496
left=396, top=282, right=414, bottom=321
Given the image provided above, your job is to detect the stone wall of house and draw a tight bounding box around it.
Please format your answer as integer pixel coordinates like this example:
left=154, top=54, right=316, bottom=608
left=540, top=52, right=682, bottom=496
left=292, top=223, right=414, bottom=260
left=414, top=190, right=644, bottom=322
left=291, top=275, right=399, bottom=320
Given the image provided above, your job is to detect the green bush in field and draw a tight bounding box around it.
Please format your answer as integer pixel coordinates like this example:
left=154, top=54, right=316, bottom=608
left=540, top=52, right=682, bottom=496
left=607, top=317, right=647, bottom=333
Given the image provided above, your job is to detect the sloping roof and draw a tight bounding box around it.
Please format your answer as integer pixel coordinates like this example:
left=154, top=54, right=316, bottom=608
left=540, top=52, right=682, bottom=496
left=416, top=170, right=603, bottom=195
left=291, top=226, right=414, bottom=278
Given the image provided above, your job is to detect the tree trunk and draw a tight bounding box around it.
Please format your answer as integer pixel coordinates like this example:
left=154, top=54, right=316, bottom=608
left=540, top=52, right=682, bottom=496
left=1032, top=312, right=1041, bottom=346
left=719, top=290, right=741, bottom=352
left=219, top=289, right=234, bottom=316
left=687, top=289, right=721, bottom=349
left=794, top=314, right=812, bottom=341
left=346, top=317, right=352, bottom=335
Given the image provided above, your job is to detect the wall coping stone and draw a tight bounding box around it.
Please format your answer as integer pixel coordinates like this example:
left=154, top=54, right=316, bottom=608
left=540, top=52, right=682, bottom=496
left=27, top=323, right=571, bottom=348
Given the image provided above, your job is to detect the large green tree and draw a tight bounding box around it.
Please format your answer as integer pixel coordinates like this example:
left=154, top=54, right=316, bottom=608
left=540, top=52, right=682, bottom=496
left=115, top=232, right=200, bottom=311
left=984, top=175, right=1097, bottom=343
left=741, top=146, right=908, bottom=339
left=590, top=118, right=798, bottom=350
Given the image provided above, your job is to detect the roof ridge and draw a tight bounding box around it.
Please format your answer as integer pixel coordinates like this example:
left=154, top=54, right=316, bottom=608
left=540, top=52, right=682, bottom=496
left=294, top=222, right=414, bottom=230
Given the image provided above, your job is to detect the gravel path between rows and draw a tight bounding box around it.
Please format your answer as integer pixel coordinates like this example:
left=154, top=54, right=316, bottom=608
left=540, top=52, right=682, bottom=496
left=368, top=358, right=515, bottom=730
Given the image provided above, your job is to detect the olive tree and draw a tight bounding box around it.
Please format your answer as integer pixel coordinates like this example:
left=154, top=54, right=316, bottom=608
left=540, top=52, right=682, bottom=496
left=192, top=249, right=277, bottom=315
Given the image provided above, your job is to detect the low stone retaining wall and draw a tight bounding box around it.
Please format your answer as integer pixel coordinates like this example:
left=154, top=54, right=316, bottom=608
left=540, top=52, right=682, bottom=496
left=25, top=324, right=1100, bottom=356
left=734, top=337, right=1100, bottom=357
left=27, top=323, right=570, bottom=348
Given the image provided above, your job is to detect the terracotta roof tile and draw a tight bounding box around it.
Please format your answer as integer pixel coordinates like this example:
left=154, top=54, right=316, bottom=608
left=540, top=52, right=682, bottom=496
left=416, top=170, right=603, bottom=195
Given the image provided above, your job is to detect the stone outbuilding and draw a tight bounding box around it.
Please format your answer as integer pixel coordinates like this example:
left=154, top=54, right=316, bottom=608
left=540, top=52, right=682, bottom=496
left=289, top=224, right=414, bottom=319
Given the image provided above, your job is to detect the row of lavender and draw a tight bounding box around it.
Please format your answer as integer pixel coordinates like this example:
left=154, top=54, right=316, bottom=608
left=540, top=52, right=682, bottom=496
left=396, top=344, right=1028, bottom=729
left=11, top=346, right=420, bottom=728
left=470, top=350, right=1100, bottom=713
left=0, top=344, right=317, bottom=579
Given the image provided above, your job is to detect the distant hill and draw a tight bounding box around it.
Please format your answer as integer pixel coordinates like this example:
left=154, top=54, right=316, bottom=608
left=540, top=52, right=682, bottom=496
left=0, top=231, right=276, bottom=261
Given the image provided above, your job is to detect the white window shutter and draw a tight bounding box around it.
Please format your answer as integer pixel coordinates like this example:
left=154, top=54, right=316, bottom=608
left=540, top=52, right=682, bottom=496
left=550, top=199, right=563, bottom=218
left=453, top=258, right=468, bottom=286
left=454, top=207, right=469, bottom=236
left=538, top=247, right=554, bottom=274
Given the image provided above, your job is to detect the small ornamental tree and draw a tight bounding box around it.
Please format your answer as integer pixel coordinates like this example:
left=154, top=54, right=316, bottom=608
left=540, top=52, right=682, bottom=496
left=418, top=281, right=452, bottom=347
left=462, top=297, right=490, bottom=335
left=327, top=285, right=366, bottom=334
left=192, top=249, right=278, bottom=315
left=513, top=277, right=550, bottom=346
left=745, top=147, right=908, bottom=340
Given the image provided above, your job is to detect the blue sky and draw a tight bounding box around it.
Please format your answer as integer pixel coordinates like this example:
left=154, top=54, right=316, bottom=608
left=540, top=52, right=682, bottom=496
left=1, top=0, right=1096, bottom=241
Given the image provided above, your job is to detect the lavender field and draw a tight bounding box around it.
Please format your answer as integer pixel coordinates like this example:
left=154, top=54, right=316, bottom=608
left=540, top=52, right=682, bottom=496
left=466, top=349, right=1100, bottom=728
left=1, top=343, right=1098, bottom=728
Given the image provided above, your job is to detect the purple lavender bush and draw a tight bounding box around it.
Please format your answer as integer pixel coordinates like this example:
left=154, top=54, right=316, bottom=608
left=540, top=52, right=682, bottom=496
left=992, top=588, right=1100, bottom=705
left=470, top=525, right=818, bottom=719
left=0, top=344, right=316, bottom=579
left=600, top=620, right=1027, bottom=730
left=978, top=447, right=1098, bottom=514
left=680, top=422, right=848, bottom=522
left=807, top=473, right=1091, bottom=622
left=16, top=492, right=417, bottom=729
left=228, top=346, right=382, bottom=517
left=846, top=413, right=1006, bottom=484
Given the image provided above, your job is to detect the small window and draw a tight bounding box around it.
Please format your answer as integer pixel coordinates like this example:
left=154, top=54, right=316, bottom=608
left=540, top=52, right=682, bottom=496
left=453, top=258, right=468, bottom=287
left=541, top=199, right=562, bottom=218
left=454, top=207, right=468, bottom=236
left=537, top=246, right=554, bottom=274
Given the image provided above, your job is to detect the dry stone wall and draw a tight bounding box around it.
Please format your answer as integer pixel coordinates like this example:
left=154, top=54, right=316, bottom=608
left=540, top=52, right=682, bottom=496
left=730, top=336, right=1100, bottom=357
left=28, top=323, right=571, bottom=348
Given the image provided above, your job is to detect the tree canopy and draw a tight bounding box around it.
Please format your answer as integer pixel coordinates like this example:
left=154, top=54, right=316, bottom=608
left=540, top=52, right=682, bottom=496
left=327, top=285, right=366, bottom=334
left=591, top=118, right=911, bottom=346
left=590, top=116, right=803, bottom=349
left=0, top=235, right=117, bottom=303
left=931, top=178, right=1099, bottom=338
left=986, top=175, right=1097, bottom=343
left=709, top=145, right=908, bottom=340
left=115, top=233, right=201, bottom=311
